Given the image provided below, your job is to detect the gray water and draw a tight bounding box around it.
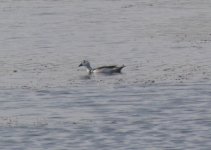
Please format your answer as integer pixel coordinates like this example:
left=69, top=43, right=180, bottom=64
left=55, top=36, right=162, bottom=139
left=0, top=84, right=211, bottom=149
left=1, top=0, right=211, bottom=149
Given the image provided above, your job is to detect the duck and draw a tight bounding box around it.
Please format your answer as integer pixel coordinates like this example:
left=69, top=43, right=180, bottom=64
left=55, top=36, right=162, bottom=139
left=78, top=60, right=125, bottom=74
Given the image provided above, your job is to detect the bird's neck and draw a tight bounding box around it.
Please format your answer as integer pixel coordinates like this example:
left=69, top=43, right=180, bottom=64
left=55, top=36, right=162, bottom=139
left=86, top=65, right=93, bottom=73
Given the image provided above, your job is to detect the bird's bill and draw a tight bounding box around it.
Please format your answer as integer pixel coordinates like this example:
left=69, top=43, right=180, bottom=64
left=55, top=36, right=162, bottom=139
left=79, top=63, right=82, bottom=67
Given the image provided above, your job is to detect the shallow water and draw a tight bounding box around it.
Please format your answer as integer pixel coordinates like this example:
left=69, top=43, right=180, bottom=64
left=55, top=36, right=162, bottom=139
left=1, top=0, right=211, bottom=149
left=0, top=83, right=211, bottom=149
left=1, top=0, right=211, bottom=88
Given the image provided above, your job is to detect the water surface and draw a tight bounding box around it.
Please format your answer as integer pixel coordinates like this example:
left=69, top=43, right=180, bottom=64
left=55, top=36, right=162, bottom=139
left=0, top=83, right=211, bottom=149
left=1, top=0, right=211, bottom=149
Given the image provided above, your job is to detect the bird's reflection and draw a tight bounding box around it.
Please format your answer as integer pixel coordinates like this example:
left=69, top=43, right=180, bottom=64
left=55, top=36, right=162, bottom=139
left=79, top=74, right=92, bottom=80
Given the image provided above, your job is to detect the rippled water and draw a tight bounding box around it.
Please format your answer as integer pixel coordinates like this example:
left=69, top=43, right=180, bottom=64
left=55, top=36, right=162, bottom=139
left=0, top=83, right=211, bottom=149
left=1, top=0, right=211, bottom=149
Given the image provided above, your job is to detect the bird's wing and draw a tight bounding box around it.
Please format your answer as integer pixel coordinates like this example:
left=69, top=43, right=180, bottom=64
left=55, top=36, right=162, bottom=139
left=95, top=65, right=117, bottom=69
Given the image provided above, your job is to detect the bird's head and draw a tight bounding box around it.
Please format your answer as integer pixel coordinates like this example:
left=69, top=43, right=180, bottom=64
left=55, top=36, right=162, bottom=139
left=79, top=60, right=90, bottom=67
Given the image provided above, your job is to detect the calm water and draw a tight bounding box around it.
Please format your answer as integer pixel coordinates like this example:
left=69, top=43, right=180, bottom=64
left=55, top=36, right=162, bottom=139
left=1, top=0, right=211, bottom=149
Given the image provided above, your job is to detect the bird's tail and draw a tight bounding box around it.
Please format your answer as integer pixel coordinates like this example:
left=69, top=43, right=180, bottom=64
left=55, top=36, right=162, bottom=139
left=121, top=64, right=126, bottom=68
left=116, top=64, right=126, bottom=73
